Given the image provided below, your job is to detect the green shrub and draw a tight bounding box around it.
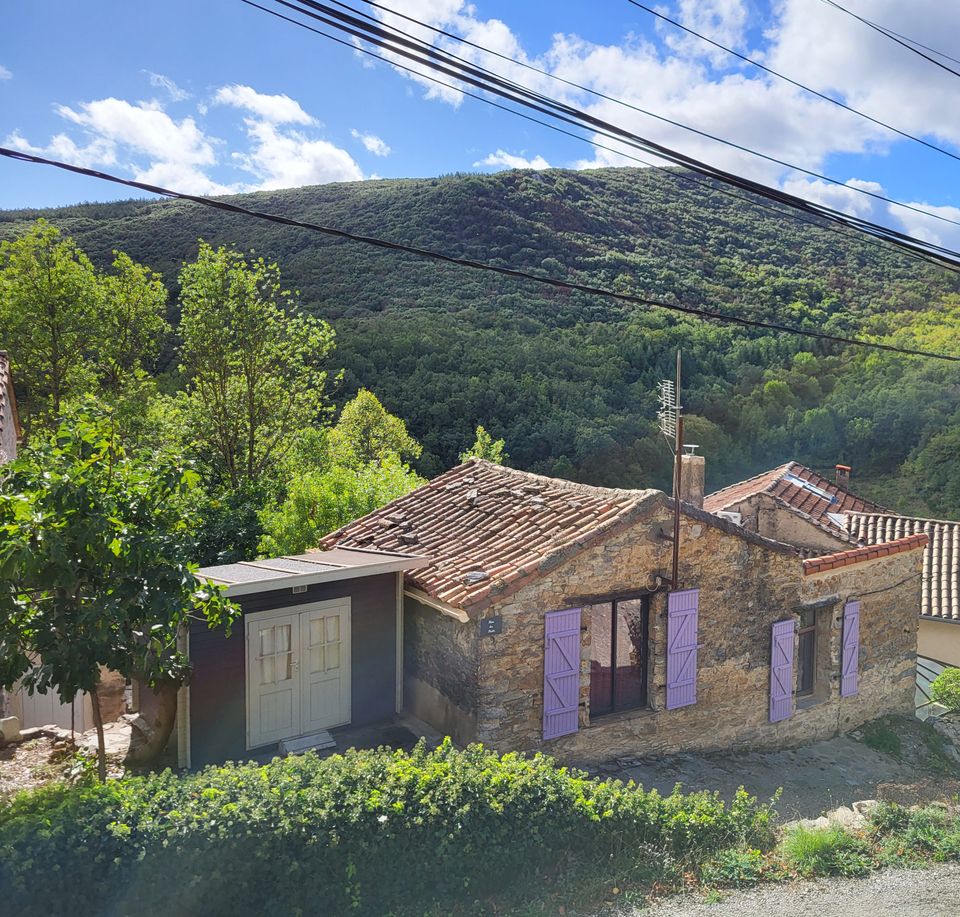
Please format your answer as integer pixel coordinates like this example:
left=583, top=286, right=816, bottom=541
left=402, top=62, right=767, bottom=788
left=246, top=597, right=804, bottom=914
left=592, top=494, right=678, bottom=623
left=700, top=847, right=765, bottom=887
left=780, top=825, right=873, bottom=877
left=871, top=803, right=960, bottom=863
left=931, top=668, right=960, bottom=711
left=0, top=740, right=777, bottom=917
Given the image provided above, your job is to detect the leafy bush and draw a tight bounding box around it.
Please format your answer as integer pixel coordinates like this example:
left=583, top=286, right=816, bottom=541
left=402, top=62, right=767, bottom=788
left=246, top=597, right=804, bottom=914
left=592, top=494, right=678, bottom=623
left=780, top=825, right=873, bottom=877
left=700, top=847, right=765, bottom=887
left=0, top=740, right=776, bottom=917
left=870, top=803, right=960, bottom=863
left=931, top=668, right=960, bottom=711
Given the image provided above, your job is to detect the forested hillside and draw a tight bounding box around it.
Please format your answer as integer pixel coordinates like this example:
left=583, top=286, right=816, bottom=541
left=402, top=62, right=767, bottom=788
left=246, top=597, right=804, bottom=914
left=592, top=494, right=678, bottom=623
left=3, top=167, right=960, bottom=514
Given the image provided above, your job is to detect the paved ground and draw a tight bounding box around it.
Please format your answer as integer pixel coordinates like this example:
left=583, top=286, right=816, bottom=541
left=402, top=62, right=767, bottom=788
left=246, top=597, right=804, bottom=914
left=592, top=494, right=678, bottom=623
left=615, top=732, right=940, bottom=821
left=637, top=864, right=960, bottom=916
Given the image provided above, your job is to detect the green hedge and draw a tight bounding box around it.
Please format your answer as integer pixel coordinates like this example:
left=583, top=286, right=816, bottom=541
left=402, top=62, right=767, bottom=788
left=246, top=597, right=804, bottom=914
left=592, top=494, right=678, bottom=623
left=0, top=740, right=776, bottom=916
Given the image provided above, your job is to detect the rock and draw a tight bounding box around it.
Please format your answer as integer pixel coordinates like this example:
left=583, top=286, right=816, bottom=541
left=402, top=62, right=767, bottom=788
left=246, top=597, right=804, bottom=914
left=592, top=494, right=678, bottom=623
left=0, top=715, right=21, bottom=742
left=852, top=799, right=879, bottom=818
left=18, top=725, right=46, bottom=741
left=824, top=805, right=867, bottom=829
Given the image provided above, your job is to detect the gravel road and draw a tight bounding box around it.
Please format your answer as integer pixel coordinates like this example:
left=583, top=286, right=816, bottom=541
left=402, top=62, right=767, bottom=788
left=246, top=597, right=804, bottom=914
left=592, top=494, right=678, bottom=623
left=636, top=864, right=960, bottom=916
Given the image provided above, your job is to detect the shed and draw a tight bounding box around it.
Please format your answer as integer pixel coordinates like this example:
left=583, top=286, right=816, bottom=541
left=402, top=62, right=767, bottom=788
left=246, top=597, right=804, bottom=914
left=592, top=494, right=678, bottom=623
left=182, top=547, right=427, bottom=767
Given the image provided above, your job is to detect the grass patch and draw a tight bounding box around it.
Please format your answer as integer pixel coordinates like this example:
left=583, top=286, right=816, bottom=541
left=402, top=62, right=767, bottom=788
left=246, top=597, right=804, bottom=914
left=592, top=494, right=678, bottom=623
left=862, top=721, right=902, bottom=756
left=699, top=847, right=766, bottom=888
left=780, top=825, right=873, bottom=877
left=870, top=803, right=960, bottom=866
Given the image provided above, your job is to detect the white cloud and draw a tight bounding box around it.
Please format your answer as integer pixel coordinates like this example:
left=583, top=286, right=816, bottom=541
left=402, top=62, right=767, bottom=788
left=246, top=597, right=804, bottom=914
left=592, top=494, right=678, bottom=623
left=53, top=97, right=233, bottom=194
left=234, top=119, right=363, bottom=188
left=0, top=65, right=11, bottom=80
left=475, top=149, right=551, bottom=170
left=214, top=84, right=314, bottom=125
left=4, top=130, right=117, bottom=168
left=351, top=129, right=391, bottom=157
left=143, top=71, right=189, bottom=102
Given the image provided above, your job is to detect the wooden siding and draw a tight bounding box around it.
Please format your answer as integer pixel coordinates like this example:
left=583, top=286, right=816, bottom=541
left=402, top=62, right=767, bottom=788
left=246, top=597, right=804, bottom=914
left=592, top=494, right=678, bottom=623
left=189, top=573, right=397, bottom=767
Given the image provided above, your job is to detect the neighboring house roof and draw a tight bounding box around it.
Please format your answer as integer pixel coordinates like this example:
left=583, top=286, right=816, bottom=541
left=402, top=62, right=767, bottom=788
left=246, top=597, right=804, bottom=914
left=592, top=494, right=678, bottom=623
left=0, top=352, right=21, bottom=464
left=321, top=459, right=796, bottom=615
left=704, top=461, right=887, bottom=538
left=801, top=532, right=928, bottom=576
left=846, top=513, right=960, bottom=622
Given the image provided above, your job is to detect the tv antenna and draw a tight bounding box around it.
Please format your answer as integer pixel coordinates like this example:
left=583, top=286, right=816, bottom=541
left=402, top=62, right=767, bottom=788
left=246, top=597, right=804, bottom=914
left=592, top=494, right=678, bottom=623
left=658, top=351, right=684, bottom=589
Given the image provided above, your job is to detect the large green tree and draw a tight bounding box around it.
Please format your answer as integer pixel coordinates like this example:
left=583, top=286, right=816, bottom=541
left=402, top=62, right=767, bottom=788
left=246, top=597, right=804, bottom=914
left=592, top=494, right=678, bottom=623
left=0, top=407, right=237, bottom=778
left=0, top=221, right=171, bottom=435
left=177, top=242, right=336, bottom=488
left=0, top=220, right=100, bottom=424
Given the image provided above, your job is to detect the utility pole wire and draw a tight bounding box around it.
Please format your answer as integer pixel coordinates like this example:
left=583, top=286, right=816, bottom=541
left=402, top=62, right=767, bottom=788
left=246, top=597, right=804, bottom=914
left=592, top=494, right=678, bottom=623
left=241, top=0, right=960, bottom=278
left=277, top=0, right=960, bottom=231
left=625, top=0, right=960, bottom=165
left=3, top=145, right=960, bottom=363
left=819, top=0, right=960, bottom=80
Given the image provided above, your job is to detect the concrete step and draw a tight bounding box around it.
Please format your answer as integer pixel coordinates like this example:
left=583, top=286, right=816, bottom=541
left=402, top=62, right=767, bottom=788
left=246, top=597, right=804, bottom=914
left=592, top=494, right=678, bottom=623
left=279, top=730, right=337, bottom=756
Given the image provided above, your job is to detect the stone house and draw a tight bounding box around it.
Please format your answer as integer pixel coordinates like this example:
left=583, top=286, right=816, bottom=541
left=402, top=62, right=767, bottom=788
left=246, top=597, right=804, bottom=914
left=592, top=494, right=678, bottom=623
left=706, top=461, right=960, bottom=710
left=846, top=513, right=960, bottom=701
left=320, top=458, right=924, bottom=766
left=703, top=460, right=887, bottom=555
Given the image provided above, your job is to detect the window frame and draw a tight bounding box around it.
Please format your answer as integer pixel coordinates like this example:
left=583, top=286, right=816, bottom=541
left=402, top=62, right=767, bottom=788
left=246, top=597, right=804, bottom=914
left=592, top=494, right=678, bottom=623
left=796, top=607, right=817, bottom=697
left=588, top=595, right=651, bottom=718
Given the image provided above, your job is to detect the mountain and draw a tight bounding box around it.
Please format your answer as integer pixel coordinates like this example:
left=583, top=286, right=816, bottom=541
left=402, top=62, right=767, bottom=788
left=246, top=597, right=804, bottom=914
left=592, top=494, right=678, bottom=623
left=3, top=167, right=959, bottom=509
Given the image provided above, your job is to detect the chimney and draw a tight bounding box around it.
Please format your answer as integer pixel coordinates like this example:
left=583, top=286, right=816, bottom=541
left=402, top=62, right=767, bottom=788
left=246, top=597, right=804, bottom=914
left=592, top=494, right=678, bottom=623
left=680, top=449, right=705, bottom=509
left=835, top=464, right=851, bottom=488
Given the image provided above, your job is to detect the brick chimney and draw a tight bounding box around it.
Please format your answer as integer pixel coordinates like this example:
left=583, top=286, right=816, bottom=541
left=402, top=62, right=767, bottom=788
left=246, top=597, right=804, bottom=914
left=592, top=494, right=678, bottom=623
left=680, top=451, right=705, bottom=509
left=835, top=464, right=851, bottom=488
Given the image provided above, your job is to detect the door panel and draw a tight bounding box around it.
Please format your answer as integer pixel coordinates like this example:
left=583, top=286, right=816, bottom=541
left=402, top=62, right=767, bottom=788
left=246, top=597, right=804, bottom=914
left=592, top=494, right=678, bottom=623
left=247, top=614, right=300, bottom=747
left=300, top=604, right=351, bottom=733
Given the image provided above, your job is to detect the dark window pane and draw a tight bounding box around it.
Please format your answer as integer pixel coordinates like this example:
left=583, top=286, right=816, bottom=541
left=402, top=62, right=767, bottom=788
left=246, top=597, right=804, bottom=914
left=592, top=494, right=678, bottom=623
left=589, top=603, right=613, bottom=715
left=614, top=599, right=647, bottom=711
left=798, top=629, right=815, bottom=695
left=799, top=608, right=816, bottom=630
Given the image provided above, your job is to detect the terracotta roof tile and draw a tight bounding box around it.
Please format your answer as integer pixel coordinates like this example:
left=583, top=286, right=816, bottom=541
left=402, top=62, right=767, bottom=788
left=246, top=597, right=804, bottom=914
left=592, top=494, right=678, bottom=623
left=321, top=459, right=797, bottom=614
left=846, top=513, right=960, bottom=622
left=705, top=460, right=888, bottom=535
left=802, top=532, right=928, bottom=576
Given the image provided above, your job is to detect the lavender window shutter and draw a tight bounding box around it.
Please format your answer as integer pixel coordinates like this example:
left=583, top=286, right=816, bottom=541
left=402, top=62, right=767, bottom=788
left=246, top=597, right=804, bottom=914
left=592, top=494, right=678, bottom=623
left=770, top=619, right=794, bottom=722
left=841, top=600, right=861, bottom=698
left=666, top=589, right=699, bottom=710
left=543, top=608, right=581, bottom=740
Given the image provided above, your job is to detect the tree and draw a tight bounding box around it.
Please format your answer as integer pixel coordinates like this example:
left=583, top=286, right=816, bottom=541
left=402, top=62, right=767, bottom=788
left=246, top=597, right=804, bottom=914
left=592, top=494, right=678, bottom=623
left=259, top=458, right=424, bottom=556
left=0, top=222, right=171, bottom=437
left=327, top=389, right=422, bottom=467
left=0, top=220, right=100, bottom=425
left=460, top=425, right=508, bottom=464
left=0, top=407, right=237, bottom=779
left=178, top=242, right=335, bottom=488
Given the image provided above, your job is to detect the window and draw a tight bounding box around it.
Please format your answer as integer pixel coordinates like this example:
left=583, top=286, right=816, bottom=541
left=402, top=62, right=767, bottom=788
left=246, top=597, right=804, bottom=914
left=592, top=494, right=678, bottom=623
left=797, top=607, right=816, bottom=696
left=588, top=597, right=649, bottom=716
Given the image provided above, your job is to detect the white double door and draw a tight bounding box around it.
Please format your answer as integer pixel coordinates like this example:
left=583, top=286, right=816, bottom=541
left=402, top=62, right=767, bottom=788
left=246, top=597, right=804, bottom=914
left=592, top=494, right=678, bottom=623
left=246, top=600, right=351, bottom=749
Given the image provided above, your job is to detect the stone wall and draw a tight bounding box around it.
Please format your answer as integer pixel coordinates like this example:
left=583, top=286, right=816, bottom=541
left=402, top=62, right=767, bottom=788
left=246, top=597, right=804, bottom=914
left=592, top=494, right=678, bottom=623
left=726, top=493, right=848, bottom=555
left=466, top=500, right=922, bottom=768
left=404, top=597, right=479, bottom=745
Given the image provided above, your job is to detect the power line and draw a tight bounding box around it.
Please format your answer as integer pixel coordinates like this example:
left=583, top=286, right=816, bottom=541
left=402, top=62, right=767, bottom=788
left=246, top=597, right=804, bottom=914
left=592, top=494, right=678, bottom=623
left=625, top=0, right=960, bottom=165
left=241, top=0, right=960, bottom=277
left=820, top=0, right=960, bottom=80
left=280, top=0, right=960, bottom=232
left=3, top=146, right=959, bottom=364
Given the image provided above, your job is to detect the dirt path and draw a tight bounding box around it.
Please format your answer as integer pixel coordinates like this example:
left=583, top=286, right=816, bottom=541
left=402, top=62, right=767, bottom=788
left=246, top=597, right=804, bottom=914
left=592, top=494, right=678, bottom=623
left=638, top=864, right=960, bottom=916
left=613, top=717, right=955, bottom=821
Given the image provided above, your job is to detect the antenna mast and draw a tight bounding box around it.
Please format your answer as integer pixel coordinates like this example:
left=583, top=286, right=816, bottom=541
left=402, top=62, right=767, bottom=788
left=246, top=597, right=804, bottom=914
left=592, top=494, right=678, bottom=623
left=658, top=351, right=684, bottom=589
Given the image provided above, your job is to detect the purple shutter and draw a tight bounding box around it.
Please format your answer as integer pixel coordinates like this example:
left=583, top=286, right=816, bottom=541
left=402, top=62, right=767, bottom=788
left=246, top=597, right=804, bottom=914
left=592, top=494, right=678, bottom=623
left=841, top=600, right=860, bottom=698
left=666, top=589, right=699, bottom=710
left=543, top=608, right=581, bottom=740
left=770, top=619, right=795, bottom=722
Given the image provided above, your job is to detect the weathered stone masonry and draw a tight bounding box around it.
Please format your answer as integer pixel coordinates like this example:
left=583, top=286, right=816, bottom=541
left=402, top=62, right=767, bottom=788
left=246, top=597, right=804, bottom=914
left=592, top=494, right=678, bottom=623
left=473, top=504, right=921, bottom=767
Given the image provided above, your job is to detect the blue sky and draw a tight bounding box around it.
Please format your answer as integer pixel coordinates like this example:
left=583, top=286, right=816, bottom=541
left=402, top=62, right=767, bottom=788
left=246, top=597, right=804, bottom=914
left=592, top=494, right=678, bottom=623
left=3, top=0, right=960, bottom=246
